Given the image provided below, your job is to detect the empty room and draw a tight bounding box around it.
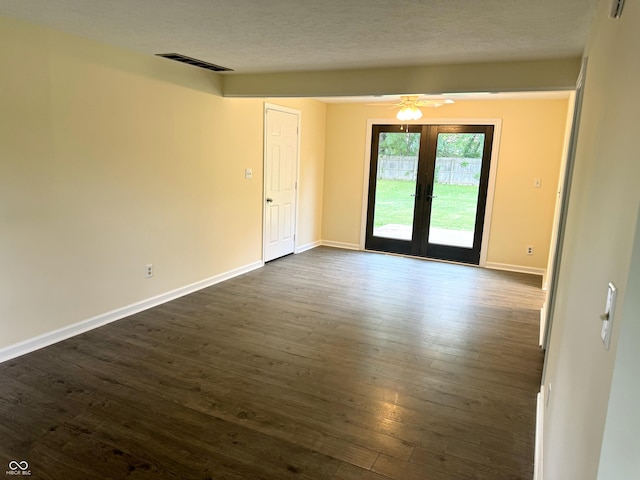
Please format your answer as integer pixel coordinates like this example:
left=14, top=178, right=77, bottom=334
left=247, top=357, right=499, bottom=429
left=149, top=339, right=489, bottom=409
left=1, top=1, right=639, bottom=479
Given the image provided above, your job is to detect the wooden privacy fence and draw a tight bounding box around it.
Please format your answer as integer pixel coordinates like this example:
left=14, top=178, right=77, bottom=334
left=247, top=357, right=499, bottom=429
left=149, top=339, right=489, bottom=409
left=378, top=156, right=481, bottom=185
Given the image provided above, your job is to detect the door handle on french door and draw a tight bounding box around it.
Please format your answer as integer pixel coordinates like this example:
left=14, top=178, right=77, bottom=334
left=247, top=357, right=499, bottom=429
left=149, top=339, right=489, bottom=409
left=411, top=184, right=422, bottom=200
left=424, top=183, right=436, bottom=200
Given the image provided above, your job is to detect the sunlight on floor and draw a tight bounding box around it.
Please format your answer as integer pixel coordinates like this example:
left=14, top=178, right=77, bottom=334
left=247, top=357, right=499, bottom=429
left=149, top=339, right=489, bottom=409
left=374, top=224, right=474, bottom=248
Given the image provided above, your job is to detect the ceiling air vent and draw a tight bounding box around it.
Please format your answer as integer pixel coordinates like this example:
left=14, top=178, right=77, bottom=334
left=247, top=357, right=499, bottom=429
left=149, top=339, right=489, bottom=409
left=155, top=53, right=233, bottom=72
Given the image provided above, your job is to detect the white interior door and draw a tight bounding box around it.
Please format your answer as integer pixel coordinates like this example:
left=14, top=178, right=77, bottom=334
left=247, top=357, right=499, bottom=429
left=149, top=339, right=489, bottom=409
left=264, top=105, right=299, bottom=262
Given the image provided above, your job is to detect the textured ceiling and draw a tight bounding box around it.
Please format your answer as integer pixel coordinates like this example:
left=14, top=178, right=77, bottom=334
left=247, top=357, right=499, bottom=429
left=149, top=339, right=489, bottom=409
left=0, top=0, right=598, bottom=74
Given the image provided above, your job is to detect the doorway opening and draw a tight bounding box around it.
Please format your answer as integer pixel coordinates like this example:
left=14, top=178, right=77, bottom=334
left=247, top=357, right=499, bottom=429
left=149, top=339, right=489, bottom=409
left=365, top=124, right=494, bottom=264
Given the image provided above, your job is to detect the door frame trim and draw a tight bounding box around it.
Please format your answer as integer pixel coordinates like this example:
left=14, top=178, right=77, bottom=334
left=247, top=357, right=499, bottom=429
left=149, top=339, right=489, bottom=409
left=263, top=102, right=301, bottom=261
left=360, top=118, right=502, bottom=267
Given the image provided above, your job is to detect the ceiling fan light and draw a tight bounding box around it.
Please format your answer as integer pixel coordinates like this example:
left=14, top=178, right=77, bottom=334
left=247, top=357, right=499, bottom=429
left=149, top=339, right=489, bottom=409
left=396, top=108, right=410, bottom=121
left=396, top=105, right=423, bottom=121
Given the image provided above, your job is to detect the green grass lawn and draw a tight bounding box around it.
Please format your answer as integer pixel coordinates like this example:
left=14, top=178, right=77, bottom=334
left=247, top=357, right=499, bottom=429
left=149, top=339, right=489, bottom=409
left=374, top=179, right=479, bottom=231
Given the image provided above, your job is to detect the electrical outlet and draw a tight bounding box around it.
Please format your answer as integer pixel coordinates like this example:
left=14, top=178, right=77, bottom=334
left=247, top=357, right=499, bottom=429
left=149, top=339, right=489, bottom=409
left=527, top=246, right=534, bottom=255
left=145, top=264, right=153, bottom=278
left=245, top=168, right=253, bottom=179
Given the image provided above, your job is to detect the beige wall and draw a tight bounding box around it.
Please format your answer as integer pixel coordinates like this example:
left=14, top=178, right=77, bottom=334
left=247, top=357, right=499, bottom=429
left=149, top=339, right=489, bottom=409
left=322, top=99, right=569, bottom=270
left=597, top=208, right=640, bottom=479
left=0, top=16, right=325, bottom=350
left=542, top=0, right=640, bottom=478
left=222, top=58, right=582, bottom=97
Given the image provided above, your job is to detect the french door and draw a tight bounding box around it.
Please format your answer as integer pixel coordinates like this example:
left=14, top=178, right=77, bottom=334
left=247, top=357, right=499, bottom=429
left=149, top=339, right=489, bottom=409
left=365, top=124, right=494, bottom=264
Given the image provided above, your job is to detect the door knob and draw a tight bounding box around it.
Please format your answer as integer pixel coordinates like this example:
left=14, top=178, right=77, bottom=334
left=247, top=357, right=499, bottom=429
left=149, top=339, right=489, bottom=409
left=266, top=197, right=273, bottom=203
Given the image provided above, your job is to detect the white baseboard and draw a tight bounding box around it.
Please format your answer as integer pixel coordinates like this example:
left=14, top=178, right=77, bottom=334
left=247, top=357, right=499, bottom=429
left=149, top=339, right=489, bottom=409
left=295, top=240, right=322, bottom=254
left=539, top=304, right=547, bottom=347
left=0, top=260, right=264, bottom=363
left=485, top=262, right=546, bottom=279
left=534, top=387, right=545, bottom=480
left=321, top=240, right=361, bottom=251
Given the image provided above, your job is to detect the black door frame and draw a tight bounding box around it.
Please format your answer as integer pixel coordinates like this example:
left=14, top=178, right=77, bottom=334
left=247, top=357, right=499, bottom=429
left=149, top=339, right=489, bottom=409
left=364, top=124, right=423, bottom=256
left=364, top=123, right=495, bottom=265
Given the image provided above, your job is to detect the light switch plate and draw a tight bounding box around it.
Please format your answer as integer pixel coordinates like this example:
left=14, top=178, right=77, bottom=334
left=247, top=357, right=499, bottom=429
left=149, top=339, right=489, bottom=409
left=245, top=168, right=253, bottom=179
left=601, top=282, right=617, bottom=350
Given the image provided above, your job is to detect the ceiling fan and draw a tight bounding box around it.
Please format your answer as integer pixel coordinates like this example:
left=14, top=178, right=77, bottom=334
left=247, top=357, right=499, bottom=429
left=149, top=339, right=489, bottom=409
left=370, top=95, right=455, bottom=121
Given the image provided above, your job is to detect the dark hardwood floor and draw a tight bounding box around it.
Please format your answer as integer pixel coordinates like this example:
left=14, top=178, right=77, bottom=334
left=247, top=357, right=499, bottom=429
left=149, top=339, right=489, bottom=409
left=0, top=247, right=545, bottom=479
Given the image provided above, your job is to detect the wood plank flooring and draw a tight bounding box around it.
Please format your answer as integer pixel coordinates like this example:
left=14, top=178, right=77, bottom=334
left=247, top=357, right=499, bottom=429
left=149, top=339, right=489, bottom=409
left=0, top=247, right=545, bottom=479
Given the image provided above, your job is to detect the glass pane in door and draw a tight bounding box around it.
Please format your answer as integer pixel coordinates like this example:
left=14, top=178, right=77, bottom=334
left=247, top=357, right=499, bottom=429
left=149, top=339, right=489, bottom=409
left=373, top=131, right=420, bottom=240
left=428, top=133, right=485, bottom=248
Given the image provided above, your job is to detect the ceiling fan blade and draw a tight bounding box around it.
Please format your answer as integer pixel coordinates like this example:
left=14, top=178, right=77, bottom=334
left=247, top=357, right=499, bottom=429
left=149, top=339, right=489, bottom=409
left=416, top=99, right=455, bottom=108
